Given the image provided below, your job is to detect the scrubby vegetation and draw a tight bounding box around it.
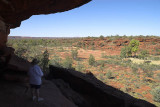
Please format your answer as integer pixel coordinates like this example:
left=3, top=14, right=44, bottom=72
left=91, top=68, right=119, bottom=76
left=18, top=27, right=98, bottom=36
left=152, top=86, right=160, bottom=103
left=88, top=54, right=96, bottom=66
left=120, top=39, right=139, bottom=58
left=7, top=35, right=160, bottom=106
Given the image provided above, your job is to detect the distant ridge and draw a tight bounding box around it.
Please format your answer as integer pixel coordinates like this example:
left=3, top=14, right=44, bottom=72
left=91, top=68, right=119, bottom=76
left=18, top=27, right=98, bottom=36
left=8, top=36, right=82, bottom=39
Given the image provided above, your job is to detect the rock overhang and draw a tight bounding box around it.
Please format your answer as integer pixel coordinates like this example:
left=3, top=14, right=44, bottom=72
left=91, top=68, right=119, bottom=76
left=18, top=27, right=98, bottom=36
left=0, top=0, right=92, bottom=28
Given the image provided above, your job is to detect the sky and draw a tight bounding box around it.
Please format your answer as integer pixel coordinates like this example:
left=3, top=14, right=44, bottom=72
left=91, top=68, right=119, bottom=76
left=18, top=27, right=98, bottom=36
left=10, top=0, right=160, bottom=37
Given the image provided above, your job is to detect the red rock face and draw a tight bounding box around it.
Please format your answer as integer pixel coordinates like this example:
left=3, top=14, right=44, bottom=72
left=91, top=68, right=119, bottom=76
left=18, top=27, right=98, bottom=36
left=112, top=39, right=129, bottom=46
left=0, top=0, right=91, bottom=28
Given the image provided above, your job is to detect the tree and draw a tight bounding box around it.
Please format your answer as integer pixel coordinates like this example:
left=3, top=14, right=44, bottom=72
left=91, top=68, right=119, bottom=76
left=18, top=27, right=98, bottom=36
left=100, top=35, right=104, bottom=40
left=120, top=46, right=132, bottom=58
left=63, top=56, right=73, bottom=69
left=41, top=49, right=49, bottom=73
left=120, top=39, right=139, bottom=58
left=128, top=39, right=140, bottom=57
left=126, top=46, right=132, bottom=57
left=88, top=54, right=95, bottom=66
left=71, top=49, right=78, bottom=60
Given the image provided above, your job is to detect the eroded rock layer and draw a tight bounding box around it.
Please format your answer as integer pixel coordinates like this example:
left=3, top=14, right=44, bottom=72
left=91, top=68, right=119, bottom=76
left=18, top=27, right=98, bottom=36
left=47, top=65, right=156, bottom=107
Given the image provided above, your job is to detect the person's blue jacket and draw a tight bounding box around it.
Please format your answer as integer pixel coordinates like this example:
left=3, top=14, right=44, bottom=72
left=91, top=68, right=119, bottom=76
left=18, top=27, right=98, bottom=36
left=28, top=65, right=43, bottom=85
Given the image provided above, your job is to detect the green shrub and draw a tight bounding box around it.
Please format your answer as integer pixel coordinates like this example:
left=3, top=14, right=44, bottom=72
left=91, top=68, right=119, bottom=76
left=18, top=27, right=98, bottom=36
left=131, top=65, right=138, bottom=74
left=71, top=49, right=78, bottom=60
left=88, top=54, right=96, bottom=66
left=41, top=50, right=50, bottom=73
left=58, top=47, right=65, bottom=52
left=76, top=42, right=82, bottom=47
left=51, top=55, right=62, bottom=67
left=100, top=35, right=104, bottom=40
left=99, top=62, right=105, bottom=72
left=138, top=50, right=149, bottom=59
left=76, top=62, right=84, bottom=72
left=155, top=48, right=160, bottom=55
left=156, top=73, right=160, bottom=81
left=152, top=86, right=160, bottom=102
left=152, top=42, right=156, bottom=45
left=138, top=63, right=160, bottom=72
left=120, top=47, right=127, bottom=58
left=105, top=70, right=112, bottom=79
left=120, top=46, right=132, bottom=58
left=63, top=56, right=73, bottom=69
left=129, top=39, right=140, bottom=56
left=145, top=71, right=153, bottom=78
left=138, top=63, right=155, bottom=77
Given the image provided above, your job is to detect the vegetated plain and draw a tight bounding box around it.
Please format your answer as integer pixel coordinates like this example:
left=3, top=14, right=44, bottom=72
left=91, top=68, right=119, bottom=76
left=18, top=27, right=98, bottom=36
left=8, top=35, right=160, bottom=106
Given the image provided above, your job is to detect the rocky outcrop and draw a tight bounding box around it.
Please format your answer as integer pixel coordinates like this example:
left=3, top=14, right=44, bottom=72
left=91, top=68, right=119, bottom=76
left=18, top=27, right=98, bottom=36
left=52, top=79, right=90, bottom=107
left=0, top=79, right=78, bottom=107
left=0, top=0, right=92, bottom=81
left=0, top=64, right=156, bottom=107
left=0, top=0, right=91, bottom=28
left=47, top=65, right=156, bottom=107
left=112, top=39, right=129, bottom=46
left=0, top=55, right=30, bottom=82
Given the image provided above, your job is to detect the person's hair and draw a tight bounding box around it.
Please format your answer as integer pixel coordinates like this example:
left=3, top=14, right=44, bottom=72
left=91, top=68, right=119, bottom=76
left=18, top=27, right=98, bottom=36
left=31, top=59, right=39, bottom=65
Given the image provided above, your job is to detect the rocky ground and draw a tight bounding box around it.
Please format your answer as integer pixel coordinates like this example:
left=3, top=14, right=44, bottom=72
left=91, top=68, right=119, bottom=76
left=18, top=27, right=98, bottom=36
left=0, top=79, right=77, bottom=107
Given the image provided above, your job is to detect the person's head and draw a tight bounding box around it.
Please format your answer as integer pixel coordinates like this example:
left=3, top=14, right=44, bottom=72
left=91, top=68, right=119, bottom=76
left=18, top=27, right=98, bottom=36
left=31, top=59, right=39, bottom=65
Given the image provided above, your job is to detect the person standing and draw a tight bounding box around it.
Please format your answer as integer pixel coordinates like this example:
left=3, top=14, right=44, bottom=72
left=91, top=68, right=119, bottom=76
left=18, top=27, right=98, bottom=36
left=28, top=59, right=44, bottom=102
